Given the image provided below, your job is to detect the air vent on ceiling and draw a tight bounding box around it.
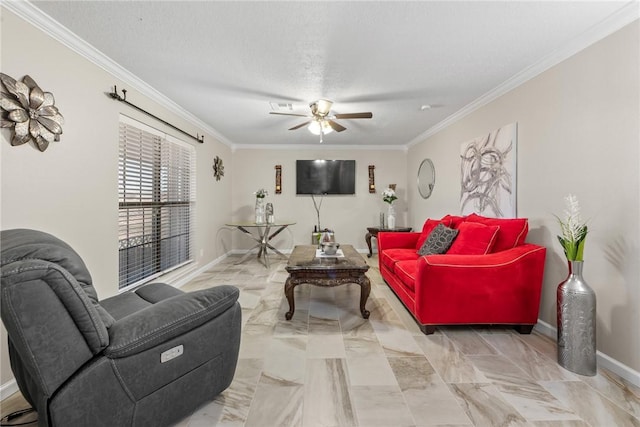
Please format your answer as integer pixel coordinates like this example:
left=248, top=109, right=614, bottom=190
left=269, top=102, right=293, bottom=111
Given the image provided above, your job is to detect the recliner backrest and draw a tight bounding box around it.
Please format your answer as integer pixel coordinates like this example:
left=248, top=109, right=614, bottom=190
left=1, top=229, right=115, bottom=330
left=1, top=229, right=114, bottom=403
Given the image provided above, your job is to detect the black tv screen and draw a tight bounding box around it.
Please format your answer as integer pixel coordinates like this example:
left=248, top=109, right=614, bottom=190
left=296, top=160, right=356, bottom=195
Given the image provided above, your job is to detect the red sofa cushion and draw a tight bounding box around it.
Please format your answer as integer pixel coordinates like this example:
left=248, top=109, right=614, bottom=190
left=394, top=260, right=418, bottom=291
left=447, top=222, right=500, bottom=255
left=380, top=248, right=419, bottom=273
left=415, top=219, right=452, bottom=250
left=465, top=213, right=528, bottom=252
left=440, top=214, right=466, bottom=229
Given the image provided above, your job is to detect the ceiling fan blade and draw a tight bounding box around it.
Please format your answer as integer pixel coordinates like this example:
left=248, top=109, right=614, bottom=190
left=289, top=121, right=311, bottom=130
left=327, top=120, right=346, bottom=132
left=269, top=112, right=310, bottom=117
left=333, top=112, right=373, bottom=119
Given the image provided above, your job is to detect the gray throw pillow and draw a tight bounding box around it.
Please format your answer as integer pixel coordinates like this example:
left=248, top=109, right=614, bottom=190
left=417, top=223, right=459, bottom=256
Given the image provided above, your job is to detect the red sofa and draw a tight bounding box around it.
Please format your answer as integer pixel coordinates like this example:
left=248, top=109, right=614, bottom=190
left=378, top=214, right=546, bottom=334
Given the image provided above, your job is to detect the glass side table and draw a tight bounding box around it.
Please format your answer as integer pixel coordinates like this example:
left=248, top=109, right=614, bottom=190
left=226, top=221, right=295, bottom=267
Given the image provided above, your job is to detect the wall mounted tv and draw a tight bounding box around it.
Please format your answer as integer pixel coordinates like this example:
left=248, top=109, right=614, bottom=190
left=296, top=160, right=356, bottom=195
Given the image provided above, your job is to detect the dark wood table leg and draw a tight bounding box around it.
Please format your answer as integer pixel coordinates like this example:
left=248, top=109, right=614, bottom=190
left=365, top=232, right=374, bottom=258
left=358, top=275, right=371, bottom=319
left=284, top=277, right=297, bottom=320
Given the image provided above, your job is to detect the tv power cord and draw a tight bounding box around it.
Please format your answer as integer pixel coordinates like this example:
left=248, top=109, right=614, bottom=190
left=0, top=407, right=37, bottom=426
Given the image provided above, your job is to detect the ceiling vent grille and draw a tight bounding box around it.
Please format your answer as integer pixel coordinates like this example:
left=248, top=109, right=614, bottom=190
left=269, top=102, right=293, bottom=111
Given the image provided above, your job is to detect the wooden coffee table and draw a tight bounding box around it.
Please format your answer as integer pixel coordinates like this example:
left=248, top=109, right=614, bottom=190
left=284, top=245, right=370, bottom=320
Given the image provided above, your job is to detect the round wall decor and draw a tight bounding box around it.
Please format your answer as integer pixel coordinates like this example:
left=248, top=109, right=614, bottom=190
left=417, top=158, right=435, bottom=199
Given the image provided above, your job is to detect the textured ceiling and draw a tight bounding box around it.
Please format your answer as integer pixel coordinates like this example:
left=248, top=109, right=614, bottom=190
left=30, top=1, right=634, bottom=147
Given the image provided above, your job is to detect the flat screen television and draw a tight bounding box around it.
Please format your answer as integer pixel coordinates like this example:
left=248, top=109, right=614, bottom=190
left=296, top=160, right=356, bottom=195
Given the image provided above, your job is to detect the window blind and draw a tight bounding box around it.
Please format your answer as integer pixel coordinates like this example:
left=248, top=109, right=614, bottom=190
left=118, top=117, right=195, bottom=289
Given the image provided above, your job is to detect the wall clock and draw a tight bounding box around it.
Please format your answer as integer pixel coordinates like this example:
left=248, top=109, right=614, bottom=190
left=212, top=156, right=224, bottom=181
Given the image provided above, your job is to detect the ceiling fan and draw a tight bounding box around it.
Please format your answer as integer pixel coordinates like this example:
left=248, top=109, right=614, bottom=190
left=270, top=99, right=372, bottom=142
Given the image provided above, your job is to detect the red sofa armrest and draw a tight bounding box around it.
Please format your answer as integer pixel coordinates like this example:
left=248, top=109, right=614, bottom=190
left=378, top=231, right=420, bottom=251
left=413, top=244, right=546, bottom=325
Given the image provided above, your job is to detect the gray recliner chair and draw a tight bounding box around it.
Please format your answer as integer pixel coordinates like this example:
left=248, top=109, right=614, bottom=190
left=1, top=229, right=241, bottom=427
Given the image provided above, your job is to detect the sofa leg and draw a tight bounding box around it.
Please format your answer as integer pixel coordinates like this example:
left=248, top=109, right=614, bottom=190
left=420, top=324, right=436, bottom=335
left=514, top=324, right=534, bottom=334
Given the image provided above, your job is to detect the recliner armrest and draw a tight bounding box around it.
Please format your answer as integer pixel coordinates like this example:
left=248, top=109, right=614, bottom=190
left=105, top=285, right=239, bottom=358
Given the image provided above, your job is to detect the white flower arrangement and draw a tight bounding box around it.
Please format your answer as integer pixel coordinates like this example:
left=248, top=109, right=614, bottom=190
left=254, top=188, right=269, bottom=198
left=382, top=188, right=398, bottom=204
left=556, top=194, right=588, bottom=261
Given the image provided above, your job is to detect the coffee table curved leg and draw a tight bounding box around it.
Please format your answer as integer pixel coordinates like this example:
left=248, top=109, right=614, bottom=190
left=284, top=277, right=297, bottom=320
left=358, top=276, right=371, bottom=319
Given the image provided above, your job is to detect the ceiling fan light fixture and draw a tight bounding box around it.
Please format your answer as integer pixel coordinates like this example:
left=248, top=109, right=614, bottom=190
left=308, top=119, right=333, bottom=135
left=311, top=99, right=333, bottom=117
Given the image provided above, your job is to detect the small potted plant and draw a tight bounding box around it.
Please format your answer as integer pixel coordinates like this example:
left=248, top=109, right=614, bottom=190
left=253, top=188, right=268, bottom=223
left=382, top=187, right=398, bottom=228
left=555, top=194, right=596, bottom=376
left=556, top=194, right=587, bottom=262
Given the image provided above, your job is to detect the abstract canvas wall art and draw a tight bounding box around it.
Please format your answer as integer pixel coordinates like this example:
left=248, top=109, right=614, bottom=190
left=460, top=123, right=517, bottom=218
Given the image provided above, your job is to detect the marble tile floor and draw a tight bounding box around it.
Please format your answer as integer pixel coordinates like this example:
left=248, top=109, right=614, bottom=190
left=2, top=254, right=639, bottom=427
left=176, top=254, right=640, bottom=427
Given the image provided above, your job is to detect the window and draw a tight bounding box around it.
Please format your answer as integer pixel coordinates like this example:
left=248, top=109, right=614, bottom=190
left=118, top=116, right=196, bottom=289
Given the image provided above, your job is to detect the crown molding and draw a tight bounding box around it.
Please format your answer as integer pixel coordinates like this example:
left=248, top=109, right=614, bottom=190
left=3, top=0, right=233, bottom=148
left=6, top=0, right=637, bottom=151
left=231, top=143, right=407, bottom=152
left=408, top=2, right=640, bottom=147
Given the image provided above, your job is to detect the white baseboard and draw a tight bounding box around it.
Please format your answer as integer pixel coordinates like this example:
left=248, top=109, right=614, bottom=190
left=230, top=247, right=371, bottom=256
left=0, top=379, right=19, bottom=401
left=6, top=273, right=637, bottom=396
left=535, top=319, right=640, bottom=388
left=230, top=248, right=293, bottom=255
left=172, top=252, right=230, bottom=289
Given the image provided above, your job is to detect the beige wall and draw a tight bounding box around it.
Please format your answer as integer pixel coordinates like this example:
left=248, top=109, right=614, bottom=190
left=0, top=9, right=407, bottom=389
left=407, top=21, right=640, bottom=374
left=2, top=6, right=638, bottom=390
left=231, top=148, right=407, bottom=251
left=0, top=10, right=233, bottom=386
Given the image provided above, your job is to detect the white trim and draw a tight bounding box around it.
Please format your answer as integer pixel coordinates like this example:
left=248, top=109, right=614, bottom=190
left=407, top=5, right=640, bottom=147
left=7, top=2, right=637, bottom=151
left=171, top=253, right=230, bottom=289
left=535, top=319, right=640, bottom=388
left=230, top=249, right=293, bottom=255
left=229, top=248, right=370, bottom=255
left=232, top=144, right=407, bottom=152
left=2, top=0, right=233, bottom=148
left=0, top=379, right=19, bottom=401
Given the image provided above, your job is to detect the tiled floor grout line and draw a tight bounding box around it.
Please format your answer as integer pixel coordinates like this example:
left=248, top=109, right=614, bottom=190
left=171, top=254, right=640, bottom=426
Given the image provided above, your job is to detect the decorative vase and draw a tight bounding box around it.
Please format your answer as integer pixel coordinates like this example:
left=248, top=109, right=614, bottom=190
left=266, top=202, right=274, bottom=224
left=557, top=260, right=597, bottom=376
left=255, top=197, right=266, bottom=224
left=387, top=203, right=396, bottom=229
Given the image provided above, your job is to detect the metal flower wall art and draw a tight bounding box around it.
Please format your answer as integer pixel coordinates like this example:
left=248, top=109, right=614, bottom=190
left=212, top=156, right=224, bottom=181
left=0, top=73, right=64, bottom=151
